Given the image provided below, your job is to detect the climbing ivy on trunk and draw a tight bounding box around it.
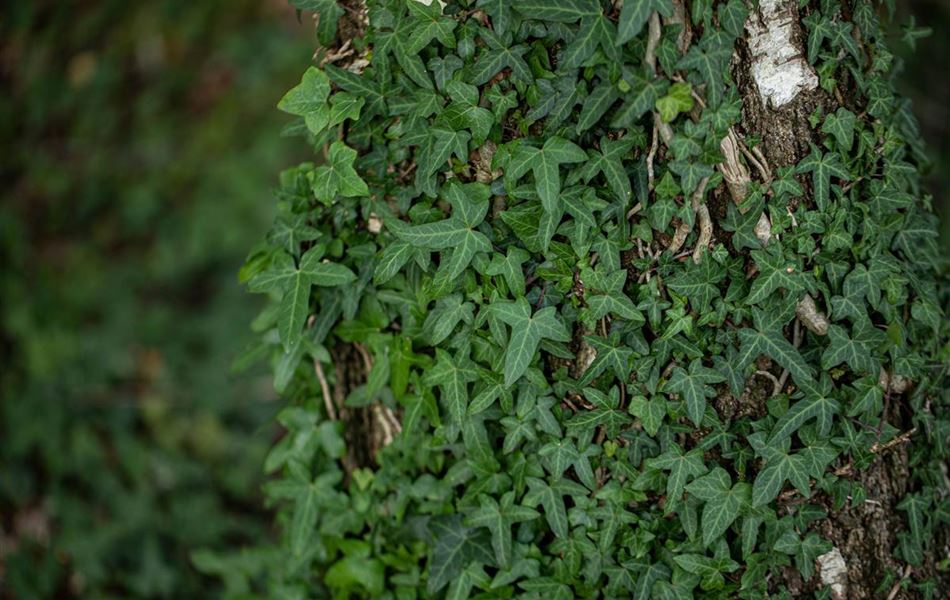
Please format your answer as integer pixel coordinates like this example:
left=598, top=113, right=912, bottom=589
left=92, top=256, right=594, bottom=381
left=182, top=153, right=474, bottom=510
left=226, top=0, right=949, bottom=597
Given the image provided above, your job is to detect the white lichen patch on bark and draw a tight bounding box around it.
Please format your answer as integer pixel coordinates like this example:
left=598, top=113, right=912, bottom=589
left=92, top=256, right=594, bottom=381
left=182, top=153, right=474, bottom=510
left=817, top=547, right=848, bottom=600
left=754, top=212, right=772, bottom=246
left=411, top=0, right=446, bottom=10
left=746, top=0, right=818, bottom=108
left=796, top=293, right=829, bottom=336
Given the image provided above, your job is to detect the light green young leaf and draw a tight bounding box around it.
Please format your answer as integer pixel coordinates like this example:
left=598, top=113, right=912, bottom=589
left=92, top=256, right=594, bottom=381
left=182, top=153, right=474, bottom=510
left=655, top=82, right=694, bottom=123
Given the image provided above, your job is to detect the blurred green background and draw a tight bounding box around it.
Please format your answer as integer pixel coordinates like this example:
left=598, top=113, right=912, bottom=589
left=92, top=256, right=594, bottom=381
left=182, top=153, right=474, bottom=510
left=899, top=0, right=950, bottom=247
left=0, top=1, right=311, bottom=597
left=0, top=1, right=946, bottom=598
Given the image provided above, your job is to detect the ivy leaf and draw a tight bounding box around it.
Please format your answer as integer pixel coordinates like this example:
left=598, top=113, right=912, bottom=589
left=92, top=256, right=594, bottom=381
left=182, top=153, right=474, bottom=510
left=586, top=269, right=643, bottom=323
left=616, top=0, right=674, bottom=45
left=507, top=137, right=587, bottom=215
left=441, top=81, right=494, bottom=145
left=423, top=349, right=479, bottom=427
left=627, top=560, right=672, bottom=599
left=519, top=579, right=574, bottom=599
left=429, top=55, right=463, bottom=91
left=568, top=387, right=633, bottom=438
left=538, top=438, right=581, bottom=480
left=512, top=0, right=600, bottom=23
left=768, top=385, right=840, bottom=444
left=821, top=322, right=881, bottom=374
left=579, top=333, right=634, bottom=386
left=290, top=471, right=341, bottom=556
left=591, top=501, right=638, bottom=553
left=406, top=0, right=457, bottom=53
left=373, top=9, right=432, bottom=89
left=485, top=247, right=530, bottom=296
left=445, top=564, right=490, bottom=600
left=844, top=260, right=893, bottom=312
left=561, top=14, right=618, bottom=70
left=326, top=64, right=386, bottom=117
left=612, top=68, right=669, bottom=127
left=685, top=468, right=749, bottom=546
left=393, top=182, right=491, bottom=279
left=896, top=493, right=929, bottom=550
left=629, top=395, right=667, bottom=436
left=669, top=160, right=714, bottom=195
left=574, top=136, right=635, bottom=204
left=717, top=0, right=748, bottom=38
left=310, top=142, right=369, bottom=204
left=667, top=257, right=727, bottom=313
left=721, top=198, right=766, bottom=251
left=492, top=298, right=571, bottom=386
left=751, top=449, right=811, bottom=507
left=417, top=127, right=471, bottom=185
left=525, top=477, right=587, bottom=538
left=476, top=0, right=513, bottom=36
left=374, top=241, right=416, bottom=285
left=821, top=108, right=856, bottom=151
left=328, top=92, right=363, bottom=128
left=465, top=492, right=540, bottom=569
left=746, top=246, right=804, bottom=305
left=270, top=214, right=319, bottom=255
left=278, top=66, right=330, bottom=118
left=666, top=359, right=726, bottom=426
left=796, top=144, right=851, bottom=211
left=803, top=11, right=835, bottom=63
left=250, top=248, right=356, bottom=350
left=737, top=310, right=815, bottom=385
left=423, top=294, right=475, bottom=346
left=290, top=1, right=344, bottom=43
left=577, top=81, right=621, bottom=134
left=676, top=42, right=732, bottom=107
left=655, top=82, right=695, bottom=123
left=469, top=29, right=531, bottom=86
left=647, top=445, right=708, bottom=511
left=427, top=515, right=494, bottom=594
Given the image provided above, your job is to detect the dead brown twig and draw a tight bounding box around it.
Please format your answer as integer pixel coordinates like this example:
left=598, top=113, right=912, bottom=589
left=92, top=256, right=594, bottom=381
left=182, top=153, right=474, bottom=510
left=314, top=359, right=337, bottom=421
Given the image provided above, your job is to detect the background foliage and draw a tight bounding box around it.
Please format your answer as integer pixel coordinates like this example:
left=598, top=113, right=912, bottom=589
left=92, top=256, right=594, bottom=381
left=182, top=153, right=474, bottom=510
left=0, top=0, right=947, bottom=599
left=0, top=2, right=310, bottom=597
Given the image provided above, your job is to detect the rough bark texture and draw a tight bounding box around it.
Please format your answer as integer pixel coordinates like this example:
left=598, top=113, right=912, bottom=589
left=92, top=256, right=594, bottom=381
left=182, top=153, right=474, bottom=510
left=731, top=2, right=942, bottom=598
left=735, top=6, right=829, bottom=172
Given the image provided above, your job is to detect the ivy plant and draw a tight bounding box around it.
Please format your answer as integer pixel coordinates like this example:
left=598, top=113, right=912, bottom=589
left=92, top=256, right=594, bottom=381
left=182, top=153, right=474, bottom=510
left=233, top=0, right=949, bottom=598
